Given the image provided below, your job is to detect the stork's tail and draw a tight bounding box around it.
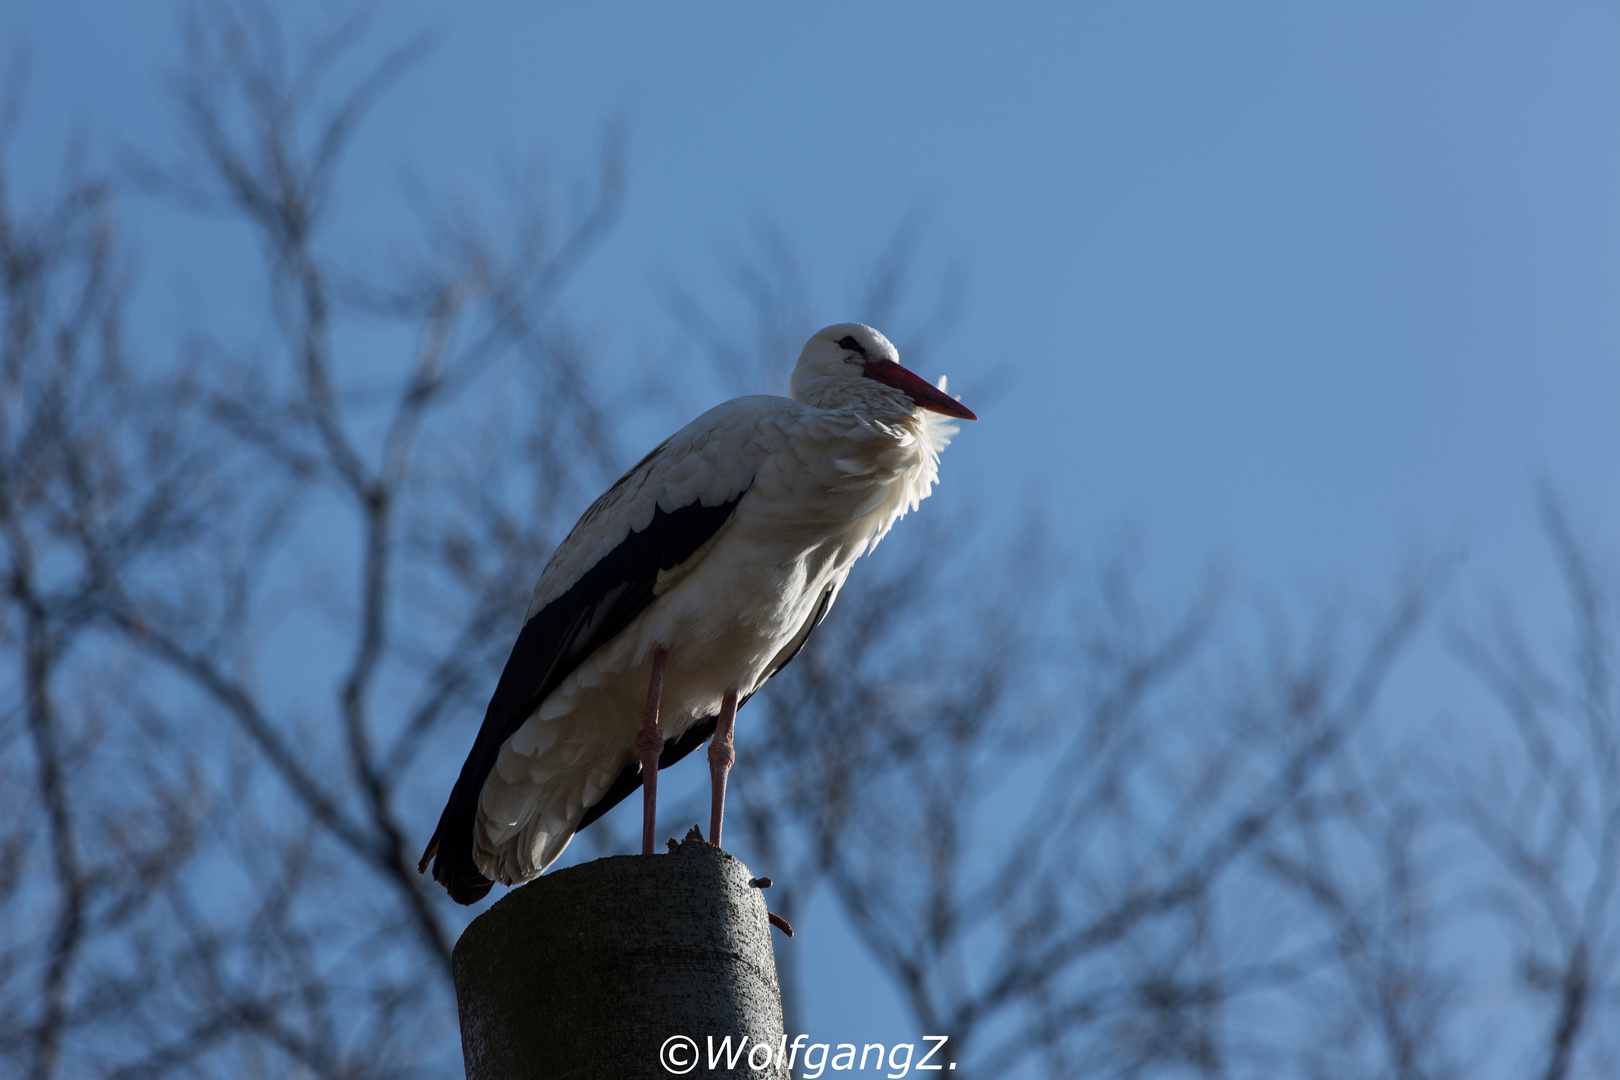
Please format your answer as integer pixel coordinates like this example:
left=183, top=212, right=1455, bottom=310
left=420, top=779, right=496, bottom=906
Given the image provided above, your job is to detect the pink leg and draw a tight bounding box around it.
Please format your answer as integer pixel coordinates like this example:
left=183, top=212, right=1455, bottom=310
left=636, top=648, right=668, bottom=856
left=708, top=689, right=739, bottom=849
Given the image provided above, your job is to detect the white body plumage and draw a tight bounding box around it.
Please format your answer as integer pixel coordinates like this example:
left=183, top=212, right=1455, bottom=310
left=480, top=394, right=957, bottom=882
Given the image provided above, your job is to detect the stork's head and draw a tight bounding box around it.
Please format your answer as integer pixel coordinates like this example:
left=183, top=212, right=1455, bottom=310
left=790, top=323, right=977, bottom=421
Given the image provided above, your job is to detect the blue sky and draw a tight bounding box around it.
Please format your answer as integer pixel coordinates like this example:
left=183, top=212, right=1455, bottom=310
left=18, top=2, right=1618, bottom=592
left=12, top=0, right=1620, bottom=1056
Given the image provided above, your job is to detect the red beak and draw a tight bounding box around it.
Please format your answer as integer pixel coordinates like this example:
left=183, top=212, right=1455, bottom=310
left=863, top=360, right=978, bottom=421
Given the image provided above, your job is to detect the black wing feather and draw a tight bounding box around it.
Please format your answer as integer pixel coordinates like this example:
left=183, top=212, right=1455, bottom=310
left=421, top=493, right=745, bottom=904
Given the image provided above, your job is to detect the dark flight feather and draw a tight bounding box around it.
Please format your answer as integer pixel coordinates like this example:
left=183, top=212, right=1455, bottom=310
left=420, top=492, right=745, bottom=905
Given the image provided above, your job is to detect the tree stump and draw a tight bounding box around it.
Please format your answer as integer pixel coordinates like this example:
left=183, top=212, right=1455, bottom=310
left=453, top=836, right=788, bottom=1079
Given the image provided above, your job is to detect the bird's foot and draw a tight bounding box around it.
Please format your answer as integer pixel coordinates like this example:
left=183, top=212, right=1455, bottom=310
left=748, top=875, right=791, bottom=935
left=708, top=689, right=738, bottom=849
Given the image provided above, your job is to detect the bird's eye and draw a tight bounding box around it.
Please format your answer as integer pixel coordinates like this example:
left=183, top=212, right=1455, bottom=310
left=837, top=335, right=867, bottom=358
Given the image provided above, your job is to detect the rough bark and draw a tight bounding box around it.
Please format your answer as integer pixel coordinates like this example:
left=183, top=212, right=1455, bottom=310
left=454, top=837, right=788, bottom=1079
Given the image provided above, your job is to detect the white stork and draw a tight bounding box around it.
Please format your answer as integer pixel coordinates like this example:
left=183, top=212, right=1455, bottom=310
left=419, top=323, right=975, bottom=904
